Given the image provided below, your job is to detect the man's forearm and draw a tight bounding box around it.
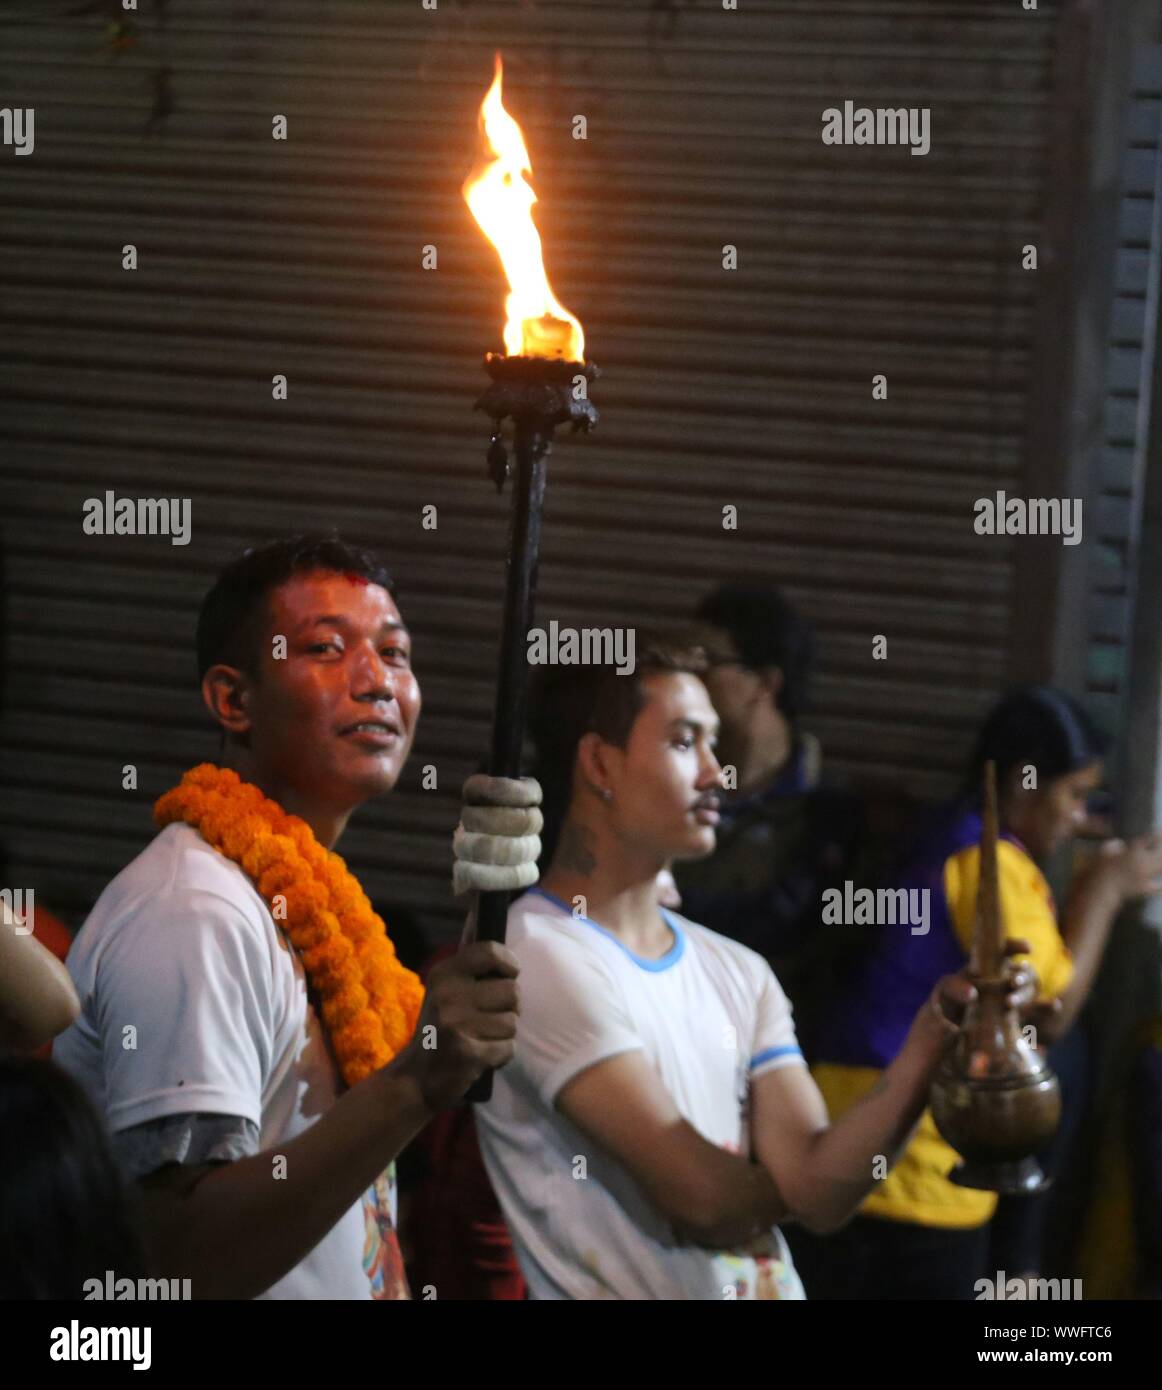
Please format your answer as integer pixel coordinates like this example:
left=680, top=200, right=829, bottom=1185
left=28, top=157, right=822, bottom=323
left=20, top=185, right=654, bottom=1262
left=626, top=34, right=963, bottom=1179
left=679, top=1146, right=789, bottom=1249
left=141, top=1052, right=433, bottom=1299
left=0, top=927, right=79, bottom=1050
left=796, top=1027, right=944, bottom=1233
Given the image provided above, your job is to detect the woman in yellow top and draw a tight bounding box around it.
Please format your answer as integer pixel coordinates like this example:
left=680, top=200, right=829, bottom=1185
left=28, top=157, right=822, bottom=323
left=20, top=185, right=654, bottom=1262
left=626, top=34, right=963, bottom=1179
left=788, top=686, right=1162, bottom=1299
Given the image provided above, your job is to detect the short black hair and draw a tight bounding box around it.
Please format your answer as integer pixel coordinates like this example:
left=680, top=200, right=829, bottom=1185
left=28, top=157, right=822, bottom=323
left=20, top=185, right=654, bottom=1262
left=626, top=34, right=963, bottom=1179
left=696, top=582, right=814, bottom=719
left=529, top=631, right=709, bottom=865
left=195, top=533, right=395, bottom=683
left=966, top=685, right=1109, bottom=793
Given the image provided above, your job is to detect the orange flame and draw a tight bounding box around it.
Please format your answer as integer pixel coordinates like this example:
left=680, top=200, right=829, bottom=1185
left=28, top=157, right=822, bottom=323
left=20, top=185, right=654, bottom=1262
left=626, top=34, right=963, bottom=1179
left=462, top=55, right=584, bottom=362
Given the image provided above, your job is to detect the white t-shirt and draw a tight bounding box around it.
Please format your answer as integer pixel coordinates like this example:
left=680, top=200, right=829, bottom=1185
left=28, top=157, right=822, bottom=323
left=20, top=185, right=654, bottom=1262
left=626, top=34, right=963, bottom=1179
left=53, top=821, right=402, bottom=1300
left=473, top=887, right=808, bottom=1300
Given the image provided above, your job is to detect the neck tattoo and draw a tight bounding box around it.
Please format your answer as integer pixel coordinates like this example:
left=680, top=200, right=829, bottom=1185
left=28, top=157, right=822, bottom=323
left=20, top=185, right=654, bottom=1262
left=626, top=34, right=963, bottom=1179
left=555, top=821, right=597, bottom=876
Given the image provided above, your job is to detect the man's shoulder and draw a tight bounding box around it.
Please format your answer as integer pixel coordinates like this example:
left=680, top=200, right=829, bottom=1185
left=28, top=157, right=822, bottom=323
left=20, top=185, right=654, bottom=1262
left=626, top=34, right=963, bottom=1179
left=75, top=822, right=270, bottom=955
left=505, top=891, right=623, bottom=985
left=508, top=890, right=605, bottom=954
left=109, top=820, right=262, bottom=906
left=668, top=910, right=776, bottom=987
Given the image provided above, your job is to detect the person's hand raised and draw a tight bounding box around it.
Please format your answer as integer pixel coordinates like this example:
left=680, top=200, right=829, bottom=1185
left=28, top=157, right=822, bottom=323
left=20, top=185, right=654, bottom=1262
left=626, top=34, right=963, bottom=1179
left=913, top=937, right=1047, bottom=1049
left=1093, top=832, right=1162, bottom=903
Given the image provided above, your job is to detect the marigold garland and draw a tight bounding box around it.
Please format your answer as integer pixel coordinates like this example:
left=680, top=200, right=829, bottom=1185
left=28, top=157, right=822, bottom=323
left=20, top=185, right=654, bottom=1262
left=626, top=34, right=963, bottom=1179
left=154, top=763, right=424, bottom=1086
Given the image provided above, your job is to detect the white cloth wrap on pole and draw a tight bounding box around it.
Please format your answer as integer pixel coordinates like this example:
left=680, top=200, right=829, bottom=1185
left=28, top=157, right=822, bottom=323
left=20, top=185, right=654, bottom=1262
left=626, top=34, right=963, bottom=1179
left=453, top=859, right=540, bottom=896
left=453, top=827, right=541, bottom=867
left=452, top=775, right=544, bottom=896
left=462, top=774, right=542, bottom=808
left=460, top=805, right=543, bottom=836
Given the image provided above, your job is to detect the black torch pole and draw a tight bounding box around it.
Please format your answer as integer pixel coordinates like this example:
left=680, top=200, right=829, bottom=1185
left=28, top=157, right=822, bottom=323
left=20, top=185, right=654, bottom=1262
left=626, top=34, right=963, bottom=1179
left=466, top=352, right=598, bottom=1103
left=474, top=418, right=550, bottom=948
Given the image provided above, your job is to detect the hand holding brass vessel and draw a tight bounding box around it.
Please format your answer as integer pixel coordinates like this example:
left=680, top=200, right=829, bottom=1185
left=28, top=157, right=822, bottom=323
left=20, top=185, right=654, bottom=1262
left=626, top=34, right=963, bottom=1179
left=929, top=761, right=1061, bottom=1194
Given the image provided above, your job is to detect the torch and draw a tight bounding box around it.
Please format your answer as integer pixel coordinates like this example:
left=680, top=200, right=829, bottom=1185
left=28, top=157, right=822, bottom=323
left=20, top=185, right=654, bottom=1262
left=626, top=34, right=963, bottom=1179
left=461, top=56, right=598, bottom=1100
left=929, top=761, right=1061, bottom=1191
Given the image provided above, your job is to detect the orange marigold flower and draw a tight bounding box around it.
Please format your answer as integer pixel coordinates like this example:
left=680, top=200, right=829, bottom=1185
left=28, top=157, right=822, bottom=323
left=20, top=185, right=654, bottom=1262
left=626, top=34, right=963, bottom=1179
left=306, top=909, right=343, bottom=943
left=288, top=879, right=329, bottom=917
left=284, top=916, right=331, bottom=952
left=257, top=864, right=303, bottom=900
left=377, top=1005, right=412, bottom=1053
left=301, top=934, right=353, bottom=978
left=342, top=919, right=379, bottom=952
left=240, top=834, right=286, bottom=880
left=187, top=764, right=232, bottom=789
left=334, top=1013, right=386, bottom=1064
left=322, top=985, right=369, bottom=1033
left=344, top=1012, right=384, bottom=1047
left=199, top=810, right=231, bottom=846
left=220, top=815, right=267, bottom=862
left=331, top=962, right=365, bottom=999
left=360, top=953, right=394, bottom=992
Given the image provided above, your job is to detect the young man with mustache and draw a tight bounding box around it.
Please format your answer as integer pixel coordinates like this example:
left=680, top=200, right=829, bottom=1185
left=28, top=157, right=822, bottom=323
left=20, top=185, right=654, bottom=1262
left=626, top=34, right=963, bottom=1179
left=473, top=637, right=1038, bottom=1299
left=55, top=535, right=534, bottom=1300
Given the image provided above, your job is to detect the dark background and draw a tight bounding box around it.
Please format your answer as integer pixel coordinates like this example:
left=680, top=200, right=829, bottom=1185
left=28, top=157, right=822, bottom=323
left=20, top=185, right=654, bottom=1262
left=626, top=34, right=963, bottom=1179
left=1, top=0, right=1112, bottom=937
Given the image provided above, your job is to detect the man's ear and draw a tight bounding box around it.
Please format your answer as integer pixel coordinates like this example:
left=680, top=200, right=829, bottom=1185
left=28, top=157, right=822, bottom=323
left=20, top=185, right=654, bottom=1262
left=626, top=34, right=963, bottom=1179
left=201, top=664, right=253, bottom=737
left=576, top=731, right=617, bottom=799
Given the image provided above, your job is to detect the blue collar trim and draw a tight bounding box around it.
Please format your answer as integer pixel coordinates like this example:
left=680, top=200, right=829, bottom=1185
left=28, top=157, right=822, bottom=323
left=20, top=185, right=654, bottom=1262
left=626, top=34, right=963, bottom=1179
left=527, top=887, right=686, bottom=973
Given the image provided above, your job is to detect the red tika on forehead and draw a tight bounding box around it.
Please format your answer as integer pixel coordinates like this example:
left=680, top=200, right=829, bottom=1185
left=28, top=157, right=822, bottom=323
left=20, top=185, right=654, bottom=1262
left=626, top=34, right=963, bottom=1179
left=344, top=573, right=370, bottom=587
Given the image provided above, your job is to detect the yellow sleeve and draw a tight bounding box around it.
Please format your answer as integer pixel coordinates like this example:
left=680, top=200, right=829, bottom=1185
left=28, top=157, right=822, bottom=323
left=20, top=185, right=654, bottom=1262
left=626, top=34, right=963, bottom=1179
left=943, top=840, right=1074, bottom=999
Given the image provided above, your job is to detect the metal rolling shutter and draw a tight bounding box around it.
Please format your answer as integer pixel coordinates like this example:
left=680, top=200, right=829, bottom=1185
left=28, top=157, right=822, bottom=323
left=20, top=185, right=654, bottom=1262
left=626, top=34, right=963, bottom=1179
left=1083, top=48, right=1162, bottom=742
left=0, top=0, right=1077, bottom=944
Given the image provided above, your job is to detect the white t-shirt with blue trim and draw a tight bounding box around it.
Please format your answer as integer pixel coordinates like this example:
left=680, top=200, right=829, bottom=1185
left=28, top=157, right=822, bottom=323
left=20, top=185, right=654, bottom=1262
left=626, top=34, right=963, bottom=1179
left=474, top=887, right=808, bottom=1300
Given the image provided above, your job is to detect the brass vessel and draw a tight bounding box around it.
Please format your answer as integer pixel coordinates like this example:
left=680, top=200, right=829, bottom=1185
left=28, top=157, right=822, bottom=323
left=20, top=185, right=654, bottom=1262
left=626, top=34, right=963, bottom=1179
left=929, top=761, right=1061, bottom=1193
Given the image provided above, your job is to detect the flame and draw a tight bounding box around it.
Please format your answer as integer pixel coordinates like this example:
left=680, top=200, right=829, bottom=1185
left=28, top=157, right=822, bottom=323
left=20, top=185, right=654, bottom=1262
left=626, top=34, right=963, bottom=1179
left=463, top=55, right=584, bottom=361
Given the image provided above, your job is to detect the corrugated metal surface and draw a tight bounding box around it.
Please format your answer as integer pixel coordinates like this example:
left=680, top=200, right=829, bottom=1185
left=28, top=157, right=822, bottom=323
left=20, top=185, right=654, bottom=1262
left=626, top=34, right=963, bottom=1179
left=1083, top=49, right=1162, bottom=736
left=1, top=0, right=1072, bottom=944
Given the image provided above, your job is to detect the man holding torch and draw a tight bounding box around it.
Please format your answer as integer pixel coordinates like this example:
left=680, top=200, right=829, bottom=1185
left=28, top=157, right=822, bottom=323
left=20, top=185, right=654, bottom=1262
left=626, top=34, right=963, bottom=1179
left=55, top=55, right=582, bottom=1301
left=55, top=534, right=539, bottom=1299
